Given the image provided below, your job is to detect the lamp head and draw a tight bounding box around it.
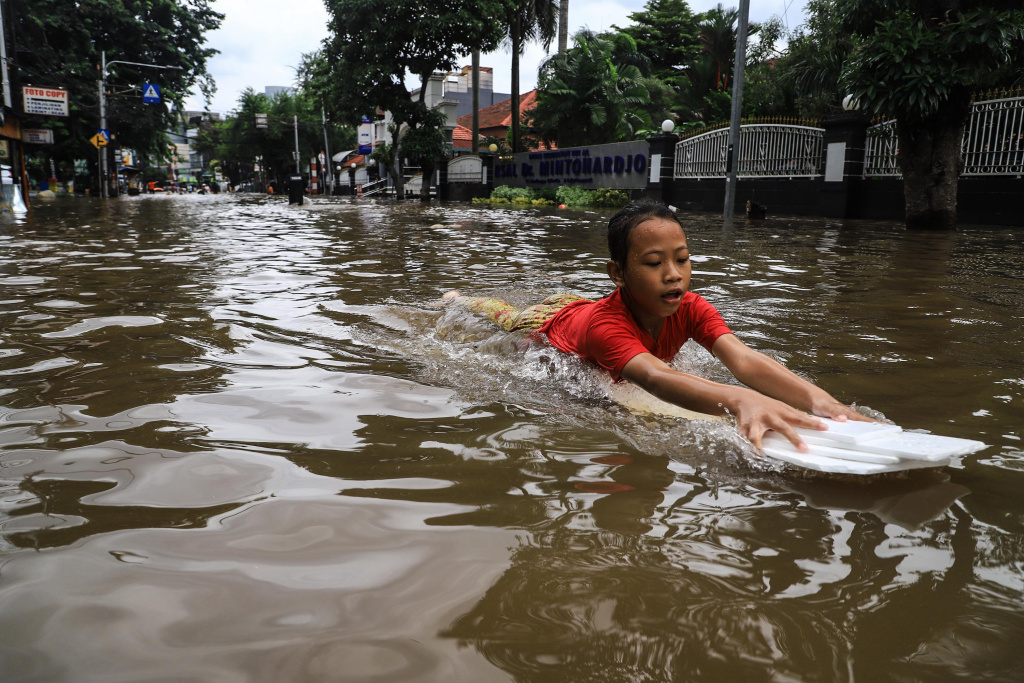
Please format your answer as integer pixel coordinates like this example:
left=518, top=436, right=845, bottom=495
left=661, top=119, right=675, bottom=133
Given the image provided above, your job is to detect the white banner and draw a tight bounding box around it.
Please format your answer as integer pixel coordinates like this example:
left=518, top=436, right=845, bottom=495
left=23, top=87, right=69, bottom=117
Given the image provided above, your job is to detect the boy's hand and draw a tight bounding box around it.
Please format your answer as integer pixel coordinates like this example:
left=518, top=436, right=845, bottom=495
left=807, top=393, right=875, bottom=424
left=730, top=388, right=826, bottom=451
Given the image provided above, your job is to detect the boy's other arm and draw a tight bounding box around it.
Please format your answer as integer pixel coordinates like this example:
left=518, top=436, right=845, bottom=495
left=620, top=351, right=823, bottom=449
left=711, top=333, right=870, bottom=424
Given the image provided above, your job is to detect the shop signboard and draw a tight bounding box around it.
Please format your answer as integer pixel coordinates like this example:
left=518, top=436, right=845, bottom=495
left=23, top=87, right=69, bottom=116
left=494, top=141, right=652, bottom=190
left=24, top=128, right=55, bottom=144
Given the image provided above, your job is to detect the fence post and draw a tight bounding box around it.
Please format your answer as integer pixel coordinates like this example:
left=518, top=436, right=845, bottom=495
left=483, top=152, right=496, bottom=196
left=818, top=113, right=871, bottom=218
left=438, top=159, right=449, bottom=201
left=644, top=132, right=678, bottom=203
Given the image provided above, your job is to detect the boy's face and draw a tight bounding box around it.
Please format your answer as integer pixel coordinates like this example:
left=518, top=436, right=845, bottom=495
left=606, top=217, right=691, bottom=328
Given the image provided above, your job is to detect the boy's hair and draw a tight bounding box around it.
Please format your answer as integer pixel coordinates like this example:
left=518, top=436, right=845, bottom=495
left=607, top=200, right=684, bottom=266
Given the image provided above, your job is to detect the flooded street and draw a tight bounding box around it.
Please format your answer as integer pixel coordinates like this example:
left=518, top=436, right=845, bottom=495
left=1, top=194, right=1023, bottom=681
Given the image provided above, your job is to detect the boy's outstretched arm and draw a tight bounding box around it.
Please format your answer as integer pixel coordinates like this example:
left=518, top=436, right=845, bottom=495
left=711, top=333, right=870, bottom=425
left=620, top=351, right=826, bottom=450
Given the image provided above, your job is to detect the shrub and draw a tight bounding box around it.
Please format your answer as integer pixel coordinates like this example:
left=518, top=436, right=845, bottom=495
left=555, top=185, right=595, bottom=208
left=532, top=186, right=558, bottom=202
left=491, top=185, right=533, bottom=202
left=591, top=188, right=630, bottom=207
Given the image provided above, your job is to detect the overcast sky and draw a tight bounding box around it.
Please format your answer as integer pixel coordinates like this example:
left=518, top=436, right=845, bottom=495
left=183, top=0, right=808, bottom=116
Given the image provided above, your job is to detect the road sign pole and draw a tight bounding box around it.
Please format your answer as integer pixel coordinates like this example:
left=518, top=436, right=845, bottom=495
left=97, top=50, right=182, bottom=199
left=294, top=115, right=301, bottom=174
left=99, top=52, right=108, bottom=199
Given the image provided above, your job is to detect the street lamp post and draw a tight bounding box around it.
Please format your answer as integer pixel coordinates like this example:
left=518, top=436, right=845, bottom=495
left=98, top=51, right=182, bottom=199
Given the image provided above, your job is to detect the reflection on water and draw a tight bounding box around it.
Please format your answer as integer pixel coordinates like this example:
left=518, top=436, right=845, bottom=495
left=1, top=195, right=1022, bottom=681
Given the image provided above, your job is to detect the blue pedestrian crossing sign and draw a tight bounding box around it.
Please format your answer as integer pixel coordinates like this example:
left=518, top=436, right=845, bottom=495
left=142, top=83, right=161, bottom=104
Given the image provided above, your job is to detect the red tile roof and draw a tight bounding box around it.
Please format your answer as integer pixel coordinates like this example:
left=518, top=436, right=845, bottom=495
left=456, top=90, right=539, bottom=131
left=452, top=124, right=482, bottom=150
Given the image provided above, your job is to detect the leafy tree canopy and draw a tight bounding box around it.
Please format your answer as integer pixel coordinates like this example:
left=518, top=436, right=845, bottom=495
left=193, top=87, right=355, bottom=188
left=304, top=0, right=511, bottom=195
left=310, top=0, right=511, bottom=126
left=530, top=30, right=664, bottom=147
left=839, top=0, right=1024, bottom=121
left=12, top=0, right=223, bottom=162
left=615, top=0, right=702, bottom=84
left=837, top=0, right=1024, bottom=228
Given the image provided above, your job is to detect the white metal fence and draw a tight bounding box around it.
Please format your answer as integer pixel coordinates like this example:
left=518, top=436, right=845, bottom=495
left=864, top=94, right=1024, bottom=177
left=674, top=124, right=824, bottom=179
left=863, top=119, right=900, bottom=176
left=447, top=154, right=484, bottom=183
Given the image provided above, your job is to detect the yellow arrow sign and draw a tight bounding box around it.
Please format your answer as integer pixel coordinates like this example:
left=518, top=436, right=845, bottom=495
left=90, top=133, right=108, bottom=148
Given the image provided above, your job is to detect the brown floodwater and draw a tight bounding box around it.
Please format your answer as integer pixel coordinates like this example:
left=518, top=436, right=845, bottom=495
left=1, top=194, right=1022, bottom=682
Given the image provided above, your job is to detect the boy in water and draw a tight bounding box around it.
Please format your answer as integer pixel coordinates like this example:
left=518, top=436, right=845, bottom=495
left=446, top=200, right=868, bottom=450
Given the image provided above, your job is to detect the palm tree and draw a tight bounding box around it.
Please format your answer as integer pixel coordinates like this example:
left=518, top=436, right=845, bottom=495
left=530, top=30, right=656, bottom=147
left=699, top=4, right=739, bottom=90
left=507, top=0, right=558, bottom=152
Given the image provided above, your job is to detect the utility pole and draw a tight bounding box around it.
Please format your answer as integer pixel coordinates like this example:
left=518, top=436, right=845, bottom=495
left=321, top=107, right=333, bottom=194
left=471, top=51, right=480, bottom=153
left=293, top=115, right=300, bottom=173
left=723, top=0, right=750, bottom=218
left=98, top=51, right=182, bottom=199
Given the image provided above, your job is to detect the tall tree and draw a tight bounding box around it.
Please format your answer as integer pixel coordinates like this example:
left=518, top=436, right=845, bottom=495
left=308, top=0, right=509, bottom=198
left=506, top=0, right=558, bottom=152
left=699, top=4, right=741, bottom=90
left=839, top=0, right=1024, bottom=229
left=530, top=30, right=662, bottom=147
left=615, top=0, right=702, bottom=94
left=11, top=0, right=222, bottom=173
left=781, top=0, right=853, bottom=119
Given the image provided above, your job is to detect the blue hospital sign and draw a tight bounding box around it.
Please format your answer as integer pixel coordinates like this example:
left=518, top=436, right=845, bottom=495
left=142, top=83, right=161, bottom=104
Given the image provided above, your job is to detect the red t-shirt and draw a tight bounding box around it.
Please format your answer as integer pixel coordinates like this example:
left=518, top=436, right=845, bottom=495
left=538, top=288, right=732, bottom=379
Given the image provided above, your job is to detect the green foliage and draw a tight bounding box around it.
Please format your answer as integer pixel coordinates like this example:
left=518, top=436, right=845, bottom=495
left=530, top=30, right=663, bottom=147
left=592, top=188, right=630, bottom=207
left=778, top=0, right=853, bottom=118
left=555, top=185, right=591, bottom=207
left=481, top=136, right=511, bottom=153
left=491, top=186, right=535, bottom=201
left=739, top=16, right=799, bottom=118
left=615, top=0, right=702, bottom=85
left=833, top=0, right=1024, bottom=227
left=665, top=4, right=763, bottom=123
left=192, top=88, right=354, bottom=187
left=554, top=185, right=629, bottom=207
left=402, top=109, right=449, bottom=174
left=315, top=0, right=510, bottom=123
left=839, top=4, right=1024, bottom=121
left=472, top=186, right=555, bottom=206
left=503, top=0, right=559, bottom=152
left=306, top=0, right=511, bottom=194
left=14, top=0, right=223, bottom=167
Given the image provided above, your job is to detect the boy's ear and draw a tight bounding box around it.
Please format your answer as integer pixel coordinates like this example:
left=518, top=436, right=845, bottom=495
left=606, top=259, right=625, bottom=288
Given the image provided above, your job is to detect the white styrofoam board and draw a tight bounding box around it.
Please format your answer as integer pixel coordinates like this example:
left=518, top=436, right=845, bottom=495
left=763, top=434, right=901, bottom=465
left=849, top=431, right=988, bottom=460
left=761, top=443, right=951, bottom=475
left=796, top=418, right=903, bottom=445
